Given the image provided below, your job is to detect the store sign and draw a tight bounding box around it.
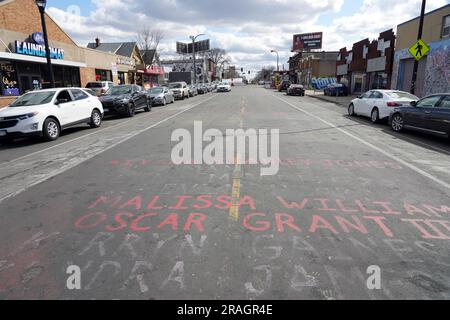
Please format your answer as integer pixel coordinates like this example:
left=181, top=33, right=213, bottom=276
left=117, top=57, right=135, bottom=67
left=336, top=64, right=348, bottom=76
left=367, top=56, right=386, bottom=73
left=32, top=32, right=45, bottom=45
left=15, top=40, right=64, bottom=60
left=293, top=32, right=323, bottom=51
left=1, top=62, right=20, bottom=96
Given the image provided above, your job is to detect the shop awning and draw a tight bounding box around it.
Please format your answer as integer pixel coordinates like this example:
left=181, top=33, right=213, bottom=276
left=0, top=51, right=87, bottom=68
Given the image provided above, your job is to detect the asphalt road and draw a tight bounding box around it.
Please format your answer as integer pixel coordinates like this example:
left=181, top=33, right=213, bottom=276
left=0, top=86, right=449, bottom=300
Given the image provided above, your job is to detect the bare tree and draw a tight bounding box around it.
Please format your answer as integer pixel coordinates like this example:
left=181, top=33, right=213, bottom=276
left=137, top=27, right=164, bottom=65
left=254, top=66, right=275, bottom=82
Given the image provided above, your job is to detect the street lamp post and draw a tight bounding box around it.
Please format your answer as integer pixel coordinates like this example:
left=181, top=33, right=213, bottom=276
left=411, top=0, right=426, bottom=95
left=35, top=0, right=55, bottom=88
left=270, top=50, right=279, bottom=72
left=189, top=34, right=205, bottom=84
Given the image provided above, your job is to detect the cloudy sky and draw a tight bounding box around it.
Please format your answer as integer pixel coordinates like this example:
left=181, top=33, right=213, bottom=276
left=47, top=0, right=448, bottom=77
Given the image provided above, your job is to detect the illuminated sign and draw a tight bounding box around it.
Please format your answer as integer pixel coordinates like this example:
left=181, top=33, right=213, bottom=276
left=15, top=40, right=64, bottom=60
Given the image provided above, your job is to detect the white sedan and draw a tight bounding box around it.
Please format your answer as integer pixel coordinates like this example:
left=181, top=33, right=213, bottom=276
left=0, top=88, right=104, bottom=142
left=217, top=82, right=232, bottom=92
left=348, top=90, right=419, bottom=123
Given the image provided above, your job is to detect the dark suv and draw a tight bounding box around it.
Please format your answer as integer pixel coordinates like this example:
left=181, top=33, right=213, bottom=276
left=99, top=85, right=150, bottom=117
left=278, top=80, right=291, bottom=92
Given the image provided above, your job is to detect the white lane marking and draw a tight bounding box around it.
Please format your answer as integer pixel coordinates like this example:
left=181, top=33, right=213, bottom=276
left=0, top=95, right=216, bottom=204
left=272, top=94, right=450, bottom=191
left=0, top=96, right=209, bottom=164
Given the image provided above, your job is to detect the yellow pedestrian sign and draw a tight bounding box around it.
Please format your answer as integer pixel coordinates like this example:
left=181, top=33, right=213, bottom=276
left=409, top=39, right=430, bottom=61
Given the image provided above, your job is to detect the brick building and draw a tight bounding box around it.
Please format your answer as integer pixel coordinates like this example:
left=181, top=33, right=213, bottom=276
left=336, top=29, right=396, bottom=95
left=289, top=51, right=338, bottom=87
left=0, top=0, right=137, bottom=107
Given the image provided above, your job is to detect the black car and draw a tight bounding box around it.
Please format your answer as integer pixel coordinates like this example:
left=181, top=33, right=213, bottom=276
left=99, top=85, right=150, bottom=117
left=278, top=80, right=291, bottom=92
left=390, top=94, right=450, bottom=138
left=286, top=84, right=305, bottom=96
left=324, top=83, right=348, bottom=96
left=197, top=85, right=208, bottom=94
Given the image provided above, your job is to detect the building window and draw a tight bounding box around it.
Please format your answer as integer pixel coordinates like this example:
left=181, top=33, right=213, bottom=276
left=443, top=15, right=450, bottom=39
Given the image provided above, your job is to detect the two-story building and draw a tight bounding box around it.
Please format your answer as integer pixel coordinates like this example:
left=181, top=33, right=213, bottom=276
left=391, top=4, right=450, bottom=97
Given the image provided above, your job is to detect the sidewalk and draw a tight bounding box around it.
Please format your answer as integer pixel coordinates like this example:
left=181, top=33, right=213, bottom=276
left=305, top=89, right=356, bottom=108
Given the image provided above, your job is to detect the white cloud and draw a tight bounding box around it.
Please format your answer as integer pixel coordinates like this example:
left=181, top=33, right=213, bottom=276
left=46, top=0, right=448, bottom=73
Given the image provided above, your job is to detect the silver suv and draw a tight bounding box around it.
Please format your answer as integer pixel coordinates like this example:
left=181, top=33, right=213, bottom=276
left=86, top=81, right=115, bottom=96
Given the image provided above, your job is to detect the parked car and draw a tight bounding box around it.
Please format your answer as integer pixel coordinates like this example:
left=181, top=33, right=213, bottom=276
left=86, top=81, right=115, bottom=96
left=389, top=94, right=450, bottom=138
left=99, top=84, right=150, bottom=117
left=0, top=88, right=103, bottom=142
left=348, top=90, right=419, bottom=123
left=188, top=85, right=198, bottom=97
left=259, top=80, right=265, bottom=85
left=278, top=80, right=291, bottom=92
left=147, top=87, right=175, bottom=106
left=206, top=83, right=213, bottom=92
left=287, top=84, right=305, bottom=96
left=169, top=82, right=189, bottom=100
left=217, top=82, right=232, bottom=92
left=324, top=83, right=348, bottom=96
left=197, top=84, right=208, bottom=94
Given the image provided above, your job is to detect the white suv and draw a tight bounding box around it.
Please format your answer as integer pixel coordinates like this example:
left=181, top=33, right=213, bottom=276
left=0, top=88, right=104, bottom=142
left=168, top=82, right=190, bottom=100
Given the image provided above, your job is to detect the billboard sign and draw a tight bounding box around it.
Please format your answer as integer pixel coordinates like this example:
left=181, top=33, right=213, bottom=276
left=176, top=39, right=210, bottom=54
left=293, top=32, right=323, bottom=51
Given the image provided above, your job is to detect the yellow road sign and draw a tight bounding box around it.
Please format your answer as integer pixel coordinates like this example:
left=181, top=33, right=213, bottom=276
left=409, top=39, right=430, bottom=61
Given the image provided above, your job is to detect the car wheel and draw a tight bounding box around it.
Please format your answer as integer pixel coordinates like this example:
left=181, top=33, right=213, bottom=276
left=89, top=109, right=102, bottom=128
left=391, top=113, right=404, bottom=132
left=144, top=100, right=151, bottom=112
left=163, top=98, right=167, bottom=106
left=127, top=103, right=136, bottom=117
left=348, top=104, right=355, bottom=116
left=43, top=118, right=60, bottom=141
left=371, top=108, right=380, bottom=124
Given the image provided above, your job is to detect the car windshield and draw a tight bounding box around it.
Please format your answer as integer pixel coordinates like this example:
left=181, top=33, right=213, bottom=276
left=169, top=83, right=182, bottom=89
left=10, top=91, right=56, bottom=107
left=149, top=88, right=164, bottom=94
left=86, top=82, right=103, bottom=88
left=106, top=86, right=132, bottom=95
left=386, top=91, right=418, bottom=100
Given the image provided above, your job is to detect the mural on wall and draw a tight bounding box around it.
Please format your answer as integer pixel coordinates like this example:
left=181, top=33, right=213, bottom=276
left=424, top=40, right=450, bottom=95
left=311, top=77, right=337, bottom=90
left=392, top=39, right=450, bottom=97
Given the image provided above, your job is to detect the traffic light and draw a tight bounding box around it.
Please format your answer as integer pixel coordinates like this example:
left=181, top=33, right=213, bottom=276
left=248, top=71, right=250, bottom=74
left=241, top=68, right=243, bottom=72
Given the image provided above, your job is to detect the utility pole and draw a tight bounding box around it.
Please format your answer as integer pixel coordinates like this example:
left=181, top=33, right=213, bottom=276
left=189, top=34, right=205, bottom=85
left=271, top=50, right=279, bottom=72
left=411, top=0, right=426, bottom=95
left=35, top=0, right=55, bottom=88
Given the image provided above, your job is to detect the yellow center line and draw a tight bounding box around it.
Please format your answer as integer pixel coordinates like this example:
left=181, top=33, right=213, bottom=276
left=229, top=103, right=246, bottom=221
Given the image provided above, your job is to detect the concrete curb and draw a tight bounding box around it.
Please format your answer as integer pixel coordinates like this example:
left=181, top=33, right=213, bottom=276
left=305, top=93, right=348, bottom=108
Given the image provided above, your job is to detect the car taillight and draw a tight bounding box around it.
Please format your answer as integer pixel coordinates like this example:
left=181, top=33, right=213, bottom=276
left=387, top=102, right=401, bottom=107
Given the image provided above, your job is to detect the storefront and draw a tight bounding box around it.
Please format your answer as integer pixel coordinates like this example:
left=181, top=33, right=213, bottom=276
left=0, top=0, right=140, bottom=107
left=391, top=4, right=449, bottom=97
left=0, top=45, right=85, bottom=97
left=138, top=65, right=165, bottom=88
